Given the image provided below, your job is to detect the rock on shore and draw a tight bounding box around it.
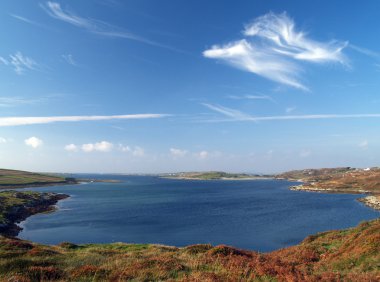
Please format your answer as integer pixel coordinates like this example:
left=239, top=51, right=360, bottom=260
left=0, top=191, right=69, bottom=237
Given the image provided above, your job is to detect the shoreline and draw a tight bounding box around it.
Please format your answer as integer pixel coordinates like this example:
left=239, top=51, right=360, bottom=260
left=0, top=191, right=70, bottom=237
left=161, top=176, right=273, bottom=181
left=290, top=183, right=380, bottom=211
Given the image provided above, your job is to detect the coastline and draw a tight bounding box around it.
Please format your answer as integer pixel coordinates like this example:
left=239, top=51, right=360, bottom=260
left=1, top=218, right=378, bottom=281
left=0, top=191, right=70, bottom=237
left=0, top=173, right=379, bottom=280
left=161, top=176, right=272, bottom=181
left=289, top=183, right=380, bottom=211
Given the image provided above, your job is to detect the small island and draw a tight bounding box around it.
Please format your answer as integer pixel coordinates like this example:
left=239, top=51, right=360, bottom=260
left=161, top=171, right=271, bottom=180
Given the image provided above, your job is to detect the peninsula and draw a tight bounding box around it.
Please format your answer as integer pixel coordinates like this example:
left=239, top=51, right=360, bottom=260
left=0, top=169, right=76, bottom=189
left=0, top=190, right=69, bottom=236
left=276, top=167, right=380, bottom=210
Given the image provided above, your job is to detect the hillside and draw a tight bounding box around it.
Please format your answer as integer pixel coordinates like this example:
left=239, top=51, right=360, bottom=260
left=0, top=218, right=378, bottom=281
left=277, top=167, right=380, bottom=210
left=0, top=169, right=76, bottom=188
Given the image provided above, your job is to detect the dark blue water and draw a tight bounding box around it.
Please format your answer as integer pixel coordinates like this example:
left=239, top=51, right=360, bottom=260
left=18, top=176, right=379, bottom=252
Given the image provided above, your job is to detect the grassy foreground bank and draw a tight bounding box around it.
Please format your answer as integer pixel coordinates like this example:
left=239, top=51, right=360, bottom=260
left=0, top=219, right=379, bottom=281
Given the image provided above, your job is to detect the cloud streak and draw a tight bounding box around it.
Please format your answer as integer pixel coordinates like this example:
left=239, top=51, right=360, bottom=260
left=0, top=114, right=169, bottom=127
left=203, top=103, right=380, bottom=122
left=0, top=52, right=37, bottom=74
left=203, top=12, right=348, bottom=90
left=42, top=2, right=182, bottom=52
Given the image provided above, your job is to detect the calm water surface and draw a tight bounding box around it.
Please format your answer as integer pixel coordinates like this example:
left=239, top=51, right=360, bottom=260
left=18, top=175, right=379, bottom=252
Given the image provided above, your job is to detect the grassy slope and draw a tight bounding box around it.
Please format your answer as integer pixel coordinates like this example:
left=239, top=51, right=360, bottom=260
left=277, top=167, right=380, bottom=194
left=0, top=169, right=71, bottom=188
left=0, top=219, right=379, bottom=281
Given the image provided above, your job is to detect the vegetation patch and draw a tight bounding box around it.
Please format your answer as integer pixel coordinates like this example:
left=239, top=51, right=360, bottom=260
left=0, top=219, right=378, bottom=281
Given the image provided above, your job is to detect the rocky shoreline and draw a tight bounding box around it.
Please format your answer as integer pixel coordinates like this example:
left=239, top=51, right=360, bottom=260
left=358, top=195, right=380, bottom=210
left=0, top=191, right=69, bottom=237
left=290, top=184, right=380, bottom=211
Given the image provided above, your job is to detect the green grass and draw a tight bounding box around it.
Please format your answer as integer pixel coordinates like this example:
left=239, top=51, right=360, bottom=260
left=0, top=169, right=66, bottom=186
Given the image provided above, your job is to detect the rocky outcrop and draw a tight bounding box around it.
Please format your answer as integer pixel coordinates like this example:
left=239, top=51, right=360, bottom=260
left=358, top=195, right=380, bottom=210
left=0, top=192, right=69, bottom=237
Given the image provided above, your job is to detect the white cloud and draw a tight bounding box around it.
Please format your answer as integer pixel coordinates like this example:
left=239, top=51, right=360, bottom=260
left=197, top=150, right=209, bottom=160
left=202, top=103, right=253, bottom=120
left=349, top=44, right=380, bottom=58
left=82, top=141, right=113, bottom=152
left=0, top=137, right=7, bottom=144
left=0, top=57, right=9, bottom=65
left=203, top=12, right=347, bottom=90
left=0, top=113, right=169, bottom=127
left=41, top=1, right=178, bottom=51
left=0, top=52, right=37, bottom=74
left=0, top=96, right=44, bottom=107
left=10, top=14, right=48, bottom=29
left=64, top=143, right=78, bottom=152
left=358, top=140, right=368, bottom=150
left=62, top=54, right=77, bottom=66
left=170, top=148, right=188, bottom=158
left=202, top=103, right=380, bottom=122
left=285, top=107, right=296, bottom=113
left=132, top=146, right=145, bottom=157
left=228, top=94, right=276, bottom=103
left=299, top=149, right=311, bottom=158
left=25, top=137, right=43, bottom=148
left=119, top=144, right=131, bottom=152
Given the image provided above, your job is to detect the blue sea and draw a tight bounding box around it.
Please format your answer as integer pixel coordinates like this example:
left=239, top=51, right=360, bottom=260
left=18, top=175, right=379, bottom=252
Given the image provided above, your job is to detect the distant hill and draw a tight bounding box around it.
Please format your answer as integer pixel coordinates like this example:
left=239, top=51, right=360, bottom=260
left=276, top=167, right=380, bottom=194
left=162, top=171, right=269, bottom=180
left=276, top=167, right=380, bottom=210
left=0, top=169, right=76, bottom=188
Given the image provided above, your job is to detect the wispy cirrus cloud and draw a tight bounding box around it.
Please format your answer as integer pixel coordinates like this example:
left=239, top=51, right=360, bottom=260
left=0, top=113, right=169, bottom=127
left=0, top=96, right=43, bottom=107
left=227, top=94, right=276, bottom=103
left=62, top=54, right=78, bottom=66
left=0, top=52, right=37, bottom=74
left=349, top=44, right=380, bottom=59
left=202, top=103, right=380, bottom=122
left=202, top=103, right=253, bottom=120
left=203, top=12, right=348, bottom=91
left=41, top=1, right=182, bottom=52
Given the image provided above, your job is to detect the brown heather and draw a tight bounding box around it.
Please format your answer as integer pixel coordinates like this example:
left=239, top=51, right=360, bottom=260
left=0, top=218, right=379, bottom=281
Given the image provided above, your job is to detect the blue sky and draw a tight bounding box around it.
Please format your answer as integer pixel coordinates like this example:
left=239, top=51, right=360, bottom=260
left=1, top=0, right=380, bottom=173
